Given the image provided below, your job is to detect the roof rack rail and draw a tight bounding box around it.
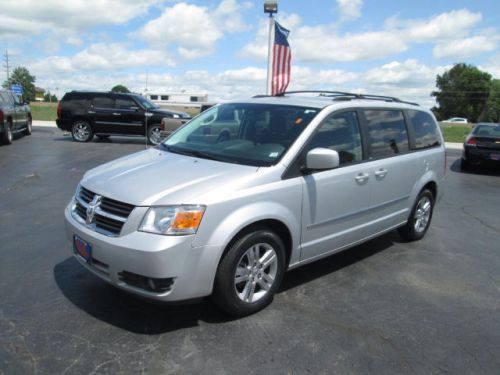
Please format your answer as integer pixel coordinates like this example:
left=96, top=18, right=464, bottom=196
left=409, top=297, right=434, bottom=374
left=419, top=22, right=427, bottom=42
left=272, top=90, right=419, bottom=106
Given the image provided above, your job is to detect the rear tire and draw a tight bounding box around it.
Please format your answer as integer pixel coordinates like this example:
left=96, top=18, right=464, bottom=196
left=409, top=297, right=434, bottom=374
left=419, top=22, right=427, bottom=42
left=71, top=121, right=93, bottom=142
left=147, top=125, right=162, bottom=145
left=460, top=158, right=470, bottom=171
left=212, top=228, right=286, bottom=317
left=1, top=121, right=13, bottom=145
left=398, top=189, right=434, bottom=241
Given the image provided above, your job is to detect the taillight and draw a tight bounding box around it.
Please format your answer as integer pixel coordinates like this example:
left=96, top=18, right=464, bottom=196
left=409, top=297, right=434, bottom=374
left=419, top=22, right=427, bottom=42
left=57, top=103, right=62, bottom=118
left=466, top=137, right=477, bottom=146
left=0, top=110, right=4, bottom=124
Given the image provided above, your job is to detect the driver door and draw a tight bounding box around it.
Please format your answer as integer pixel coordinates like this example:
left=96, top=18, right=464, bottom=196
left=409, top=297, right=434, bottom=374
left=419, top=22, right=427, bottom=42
left=300, top=110, right=373, bottom=261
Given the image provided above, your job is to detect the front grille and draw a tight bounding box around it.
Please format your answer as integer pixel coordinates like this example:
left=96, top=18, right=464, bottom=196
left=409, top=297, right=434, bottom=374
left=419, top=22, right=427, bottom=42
left=73, top=186, right=135, bottom=236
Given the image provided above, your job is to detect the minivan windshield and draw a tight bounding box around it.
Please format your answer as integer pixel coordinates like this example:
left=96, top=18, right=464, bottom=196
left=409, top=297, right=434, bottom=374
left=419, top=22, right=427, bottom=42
left=162, top=103, right=320, bottom=166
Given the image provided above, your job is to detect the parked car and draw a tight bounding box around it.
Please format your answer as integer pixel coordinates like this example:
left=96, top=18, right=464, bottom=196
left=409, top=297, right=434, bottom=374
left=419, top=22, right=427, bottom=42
left=56, top=91, right=188, bottom=145
left=65, top=91, right=445, bottom=316
left=442, top=117, right=468, bottom=124
left=160, top=111, right=191, bottom=137
left=0, top=89, right=32, bottom=145
left=461, top=122, right=500, bottom=170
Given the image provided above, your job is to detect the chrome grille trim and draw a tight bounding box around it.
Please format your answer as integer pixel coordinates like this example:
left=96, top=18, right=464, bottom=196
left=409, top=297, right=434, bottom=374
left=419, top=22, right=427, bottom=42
left=71, top=185, right=135, bottom=237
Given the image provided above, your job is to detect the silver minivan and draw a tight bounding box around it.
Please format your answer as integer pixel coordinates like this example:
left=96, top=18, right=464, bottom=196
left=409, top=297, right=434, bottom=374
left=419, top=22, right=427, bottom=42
left=65, top=92, right=445, bottom=316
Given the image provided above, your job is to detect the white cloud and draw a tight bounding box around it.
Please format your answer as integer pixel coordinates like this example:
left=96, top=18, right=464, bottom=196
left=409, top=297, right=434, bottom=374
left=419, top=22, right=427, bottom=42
left=0, top=0, right=159, bottom=39
left=386, top=9, right=482, bottom=43
left=364, top=59, right=447, bottom=87
left=240, top=8, right=494, bottom=64
left=29, top=43, right=175, bottom=75
left=137, top=1, right=249, bottom=59
left=336, top=0, right=363, bottom=22
left=433, top=36, right=497, bottom=59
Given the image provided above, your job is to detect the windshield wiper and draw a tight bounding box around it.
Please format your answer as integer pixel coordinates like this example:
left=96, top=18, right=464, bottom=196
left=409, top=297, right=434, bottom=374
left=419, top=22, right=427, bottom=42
left=160, top=145, right=227, bottom=162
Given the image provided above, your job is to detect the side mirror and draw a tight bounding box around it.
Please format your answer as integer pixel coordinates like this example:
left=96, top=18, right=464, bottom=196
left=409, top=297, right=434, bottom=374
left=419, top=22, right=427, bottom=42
left=305, top=148, right=340, bottom=171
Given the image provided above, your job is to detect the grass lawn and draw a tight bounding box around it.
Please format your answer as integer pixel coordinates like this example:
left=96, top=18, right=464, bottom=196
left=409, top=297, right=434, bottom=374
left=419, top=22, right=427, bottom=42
left=30, top=102, right=58, bottom=121
left=439, top=122, right=473, bottom=143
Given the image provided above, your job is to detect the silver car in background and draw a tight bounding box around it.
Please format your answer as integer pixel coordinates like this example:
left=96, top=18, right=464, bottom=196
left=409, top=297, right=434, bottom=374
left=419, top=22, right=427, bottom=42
left=65, top=91, right=445, bottom=316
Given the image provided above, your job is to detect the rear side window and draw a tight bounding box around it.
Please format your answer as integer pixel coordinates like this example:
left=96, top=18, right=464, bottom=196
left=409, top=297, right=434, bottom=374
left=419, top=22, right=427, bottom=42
left=93, top=96, right=114, bottom=108
left=115, top=98, right=136, bottom=110
left=364, top=110, right=409, bottom=158
left=307, top=111, right=363, bottom=165
left=408, top=110, right=440, bottom=149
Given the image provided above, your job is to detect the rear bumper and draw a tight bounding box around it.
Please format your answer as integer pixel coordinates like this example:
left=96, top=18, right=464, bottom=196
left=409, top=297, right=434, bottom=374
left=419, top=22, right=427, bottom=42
left=463, top=146, right=500, bottom=164
left=56, top=118, right=72, bottom=131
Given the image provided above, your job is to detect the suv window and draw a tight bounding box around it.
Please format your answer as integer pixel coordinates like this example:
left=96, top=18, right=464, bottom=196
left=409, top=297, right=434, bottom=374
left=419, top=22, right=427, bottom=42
left=407, top=110, right=440, bottom=149
left=115, top=98, right=137, bottom=110
left=365, top=110, right=409, bottom=158
left=307, top=111, right=362, bottom=165
left=93, top=96, right=114, bottom=109
left=1, top=92, right=13, bottom=104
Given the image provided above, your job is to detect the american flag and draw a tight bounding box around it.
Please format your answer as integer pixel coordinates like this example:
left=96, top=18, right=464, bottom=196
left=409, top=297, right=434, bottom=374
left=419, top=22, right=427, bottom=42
left=270, top=21, right=291, bottom=96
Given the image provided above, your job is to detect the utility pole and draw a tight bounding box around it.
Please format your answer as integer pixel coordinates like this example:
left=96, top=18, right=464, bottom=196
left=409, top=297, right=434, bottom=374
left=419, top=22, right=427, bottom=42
left=3, top=50, right=10, bottom=83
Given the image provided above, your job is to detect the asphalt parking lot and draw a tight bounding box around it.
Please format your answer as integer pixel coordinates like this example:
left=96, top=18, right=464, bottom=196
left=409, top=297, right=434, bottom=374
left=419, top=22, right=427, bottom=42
left=1, top=127, right=499, bottom=374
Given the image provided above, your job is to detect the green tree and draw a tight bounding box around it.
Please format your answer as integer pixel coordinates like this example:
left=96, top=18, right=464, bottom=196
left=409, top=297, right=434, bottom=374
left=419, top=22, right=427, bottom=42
left=431, top=63, right=491, bottom=123
left=43, top=91, right=59, bottom=102
left=111, top=84, right=130, bottom=93
left=485, top=79, right=500, bottom=122
left=2, top=66, right=36, bottom=103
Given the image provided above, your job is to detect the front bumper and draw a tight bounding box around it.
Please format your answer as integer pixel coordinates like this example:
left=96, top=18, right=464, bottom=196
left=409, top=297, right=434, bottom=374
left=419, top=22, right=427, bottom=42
left=64, top=203, right=220, bottom=301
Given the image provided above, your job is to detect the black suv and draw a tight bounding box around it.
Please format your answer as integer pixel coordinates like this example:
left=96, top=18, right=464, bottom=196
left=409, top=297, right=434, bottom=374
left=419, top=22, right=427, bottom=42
left=56, top=91, right=191, bottom=144
left=0, top=89, right=32, bottom=145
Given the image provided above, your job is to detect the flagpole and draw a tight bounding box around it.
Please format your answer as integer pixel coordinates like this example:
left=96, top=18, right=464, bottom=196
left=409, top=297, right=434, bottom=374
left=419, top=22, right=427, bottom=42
left=266, top=14, right=274, bottom=95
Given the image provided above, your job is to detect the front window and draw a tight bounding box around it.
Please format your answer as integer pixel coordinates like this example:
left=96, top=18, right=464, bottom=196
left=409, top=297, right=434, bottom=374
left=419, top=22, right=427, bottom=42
left=136, top=96, right=159, bottom=110
left=162, top=103, right=320, bottom=166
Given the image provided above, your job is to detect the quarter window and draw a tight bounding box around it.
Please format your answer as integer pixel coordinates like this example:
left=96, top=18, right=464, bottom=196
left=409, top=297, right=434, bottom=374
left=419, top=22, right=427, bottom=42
left=365, top=110, right=409, bottom=158
left=307, top=111, right=363, bottom=165
left=407, top=110, right=440, bottom=149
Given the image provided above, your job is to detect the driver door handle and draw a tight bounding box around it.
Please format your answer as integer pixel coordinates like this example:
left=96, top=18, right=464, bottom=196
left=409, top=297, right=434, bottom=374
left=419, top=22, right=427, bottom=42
left=374, top=168, right=388, bottom=179
left=112, top=112, right=121, bottom=116
left=355, top=172, right=370, bottom=183
left=87, top=110, right=96, bottom=114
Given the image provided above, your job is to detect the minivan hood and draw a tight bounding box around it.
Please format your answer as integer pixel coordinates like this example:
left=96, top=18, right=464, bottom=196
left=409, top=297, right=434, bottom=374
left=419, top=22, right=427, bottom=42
left=81, top=149, right=258, bottom=206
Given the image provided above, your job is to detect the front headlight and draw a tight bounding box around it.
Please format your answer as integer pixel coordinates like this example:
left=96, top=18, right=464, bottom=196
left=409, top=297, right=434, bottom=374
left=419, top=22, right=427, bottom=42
left=138, top=205, right=205, bottom=235
left=172, top=114, right=180, bottom=119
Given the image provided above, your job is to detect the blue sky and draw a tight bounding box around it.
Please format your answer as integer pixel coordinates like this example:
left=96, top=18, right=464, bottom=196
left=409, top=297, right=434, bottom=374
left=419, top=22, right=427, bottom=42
left=1, top=0, right=499, bottom=107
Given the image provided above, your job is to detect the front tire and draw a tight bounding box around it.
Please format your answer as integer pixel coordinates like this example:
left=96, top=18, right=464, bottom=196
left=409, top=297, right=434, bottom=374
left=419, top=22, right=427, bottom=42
left=212, top=229, right=286, bottom=317
left=72, top=121, right=93, bottom=142
left=398, top=189, right=434, bottom=241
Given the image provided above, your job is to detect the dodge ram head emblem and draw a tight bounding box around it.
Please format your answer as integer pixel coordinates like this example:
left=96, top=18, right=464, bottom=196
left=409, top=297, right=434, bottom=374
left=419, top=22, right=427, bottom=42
left=86, top=195, right=102, bottom=225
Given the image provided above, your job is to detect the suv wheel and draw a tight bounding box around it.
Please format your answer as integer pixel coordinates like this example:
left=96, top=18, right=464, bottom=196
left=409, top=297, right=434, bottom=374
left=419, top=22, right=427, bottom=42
left=212, top=229, right=286, bottom=317
left=25, top=117, right=32, bottom=136
left=72, top=121, right=93, bottom=142
left=2, top=121, right=13, bottom=145
left=398, top=189, right=434, bottom=241
left=147, top=125, right=162, bottom=145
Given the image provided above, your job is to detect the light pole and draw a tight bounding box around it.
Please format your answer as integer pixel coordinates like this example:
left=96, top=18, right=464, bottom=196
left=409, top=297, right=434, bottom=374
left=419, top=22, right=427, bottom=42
left=264, top=0, right=278, bottom=95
